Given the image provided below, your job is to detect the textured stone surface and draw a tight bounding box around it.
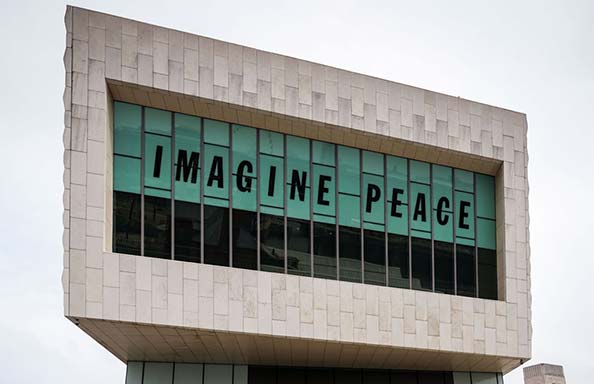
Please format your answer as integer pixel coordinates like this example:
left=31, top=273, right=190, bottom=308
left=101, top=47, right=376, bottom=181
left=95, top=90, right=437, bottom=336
left=62, top=6, right=531, bottom=370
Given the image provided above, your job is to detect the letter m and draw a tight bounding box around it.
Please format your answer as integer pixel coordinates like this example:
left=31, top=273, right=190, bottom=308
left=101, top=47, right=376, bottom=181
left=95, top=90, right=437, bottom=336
left=176, top=150, right=200, bottom=183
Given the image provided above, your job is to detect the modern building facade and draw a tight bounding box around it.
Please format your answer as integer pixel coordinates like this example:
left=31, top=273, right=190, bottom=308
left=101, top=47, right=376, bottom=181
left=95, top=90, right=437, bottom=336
left=61, top=6, right=531, bottom=383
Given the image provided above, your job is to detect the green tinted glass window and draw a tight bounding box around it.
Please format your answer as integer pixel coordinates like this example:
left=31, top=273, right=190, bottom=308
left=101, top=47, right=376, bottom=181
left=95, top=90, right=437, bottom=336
left=313, top=163, right=335, bottom=220
left=145, top=107, right=171, bottom=136
left=410, top=160, right=430, bottom=184
left=145, top=133, right=171, bottom=193
left=114, top=102, right=141, bottom=157
left=114, top=156, right=141, bottom=194
left=455, top=169, right=473, bottom=193
left=455, top=191, right=475, bottom=242
left=232, top=125, right=257, bottom=212
left=286, top=136, right=310, bottom=220
left=387, top=156, right=408, bottom=236
left=204, top=143, right=229, bottom=207
left=410, top=183, right=431, bottom=235
left=174, top=113, right=201, bottom=203
left=204, top=119, right=229, bottom=146
left=476, top=174, right=496, bottom=219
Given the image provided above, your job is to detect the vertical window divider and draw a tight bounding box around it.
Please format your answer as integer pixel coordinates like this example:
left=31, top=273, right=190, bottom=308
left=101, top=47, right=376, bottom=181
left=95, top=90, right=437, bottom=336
left=229, top=123, right=233, bottom=268
left=407, top=160, right=412, bottom=290
left=474, top=173, right=479, bottom=298
left=256, top=129, right=261, bottom=271
left=171, top=113, right=175, bottom=260
left=335, top=146, right=340, bottom=281
left=384, top=154, right=388, bottom=287
left=359, top=149, right=364, bottom=283
left=199, top=118, right=205, bottom=264
left=452, top=168, right=457, bottom=296
left=283, top=134, right=287, bottom=274
left=140, top=106, right=145, bottom=257
left=430, top=165, right=435, bottom=292
left=309, top=139, right=314, bottom=278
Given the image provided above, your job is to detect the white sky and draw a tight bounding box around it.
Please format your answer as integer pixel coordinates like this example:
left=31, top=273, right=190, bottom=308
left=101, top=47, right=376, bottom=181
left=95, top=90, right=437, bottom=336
left=0, top=0, right=592, bottom=383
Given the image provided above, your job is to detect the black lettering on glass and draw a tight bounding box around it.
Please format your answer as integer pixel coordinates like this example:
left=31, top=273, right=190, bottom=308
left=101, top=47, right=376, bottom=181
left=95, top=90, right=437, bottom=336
left=207, top=155, right=224, bottom=188
left=390, top=188, right=404, bottom=218
left=366, top=183, right=381, bottom=213
left=153, top=145, right=163, bottom=178
left=290, top=170, right=307, bottom=201
left=317, top=175, right=331, bottom=206
left=236, top=160, right=253, bottom=192
left=175, top=150, right=200, bottom=183
left=459, top=200, right=471, bottom=229
left=437, top=196, right=450, bottom=225
left=413, top=193, right=427, bottom=222
left=267, top=166, right=277, bottom=197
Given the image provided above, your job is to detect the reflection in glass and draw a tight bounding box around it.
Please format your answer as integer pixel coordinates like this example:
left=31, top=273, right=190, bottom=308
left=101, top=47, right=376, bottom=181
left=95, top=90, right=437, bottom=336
left=388, top=234, right=409, bottom=288
left=144, top=196, right=171, bottom=259
left=478, top=248, right=497, bottom=299
left=411, top=237, right=432, bottom=291
left=232, top=210, right=258, bottom=270
left=364, top=229, right=386, bottom=286
left=203, top=205, right=229, bottom=266
left=457, top=244, right=476, bottom=297
left=260, top=213, right=285, bottom=273
left=114, top=191, right=141, bottom=255
left=174, top=200, right=200, bottom=262
left=434, top=241, right=454, bottom=294
left=287, top=218, right=311, bottom=276
left=339, top=226, right=361, bottom=283
left=313, top=222, right=337, bottom=280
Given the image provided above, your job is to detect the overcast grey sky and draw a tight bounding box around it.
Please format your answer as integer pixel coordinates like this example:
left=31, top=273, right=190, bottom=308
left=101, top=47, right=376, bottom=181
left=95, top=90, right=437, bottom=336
left=0, top=0, right=592, bottom=383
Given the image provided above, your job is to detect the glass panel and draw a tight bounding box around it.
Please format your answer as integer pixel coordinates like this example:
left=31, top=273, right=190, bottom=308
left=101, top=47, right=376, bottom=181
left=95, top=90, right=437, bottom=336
left=144, top=195, right=171, bottom=259
left=434, top=241, right=454, bottom=294
left=313, top=222, right=337, bottom=280
left=306, top=368, right=333, bottom=384
left=476, top=174, right=495, bottom=219
left=125, top=362, right=143, bottom=384
left=144, top=362, right=173, bottom=384
left=232, top=210, right=257, bottom=270
left=364, top=229, right=385, bottom=286
left=204, top=144, right=229, bottom=207
left=286, top=136, right=310, bottom=220
left=259, top=130, right=283, bottom=156
left=363, top=173, right=384, bottom=229
left=391, top=371, right=417, bottom=384
left=338, top=146, right=361, bottom=228
left=260, top=154, right=284, bottom=214
left=204, top=205, right=230, bottom=266
left=248, top=366, right=275, bottom=384
left=339, top=225, right=361, bottom=283
left=454, top=169, right=473, bottom=193
left=334, top=369, right=362, bottom=384
left=411, top=236, right=432, bottom=291
left=175, top=200, right=200, bottom=263
left=478, top=248, right=498, bottom=299
left=362, top=151, right=384, bottom=176
left=204, top=364, right=232, bottom=384
left=452, top=372, right=471, bottom=384
left=312, top=141, right=335, bottom=166
left=232, top=125, right=257, bottom=212
left=410, top=160, right=430, bottom=184
left=114, top=191, right=141, bottom=255
left=313, top=163, right=335, bottom=220
left=114, top=155, right=141, bottom=194
left=410, top=183, right=431, bottom=235
left=363, top=371, right=389, bottom=384
left=455, top=191, right=474, bottom=242
left=145, top=107, right=171, bottom=136
left=145, top=133, right=171, bottom=192
left=234, top=366, right=248, bottom=384
left=260, top=213, right=285, bottom=273
left=287, top=217, right=311, bottom=276
left=388, top=234, right=409, bottom=288
left=457, top=244, right=476, bottom=297
left=278, top=368, right=306, bottom=384
left=386, top=156, right=408, bottom=236
left=204, top=119, right=229, bottom=146
left=471, top=373, right=498, bottom=384
left=174, top=363, right=203, bottom=384
left=418, top=372, right=445, bottom=384
left=174, top=113, right=201, bottom=204
left=114, top=102, right=141, bottom=157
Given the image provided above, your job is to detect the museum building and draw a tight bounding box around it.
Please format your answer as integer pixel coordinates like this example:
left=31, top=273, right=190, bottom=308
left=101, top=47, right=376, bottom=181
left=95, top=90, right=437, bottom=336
left=62, top=6, right=531, bottom=384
